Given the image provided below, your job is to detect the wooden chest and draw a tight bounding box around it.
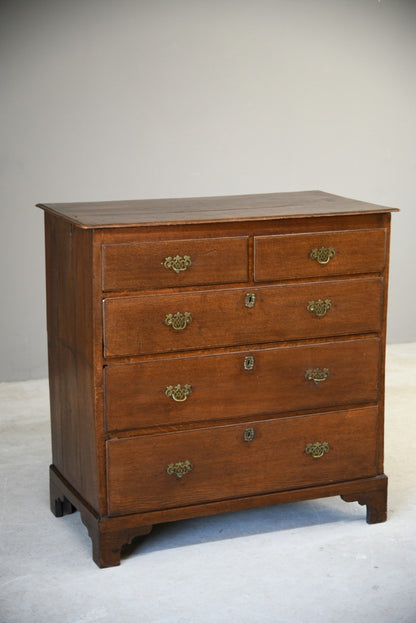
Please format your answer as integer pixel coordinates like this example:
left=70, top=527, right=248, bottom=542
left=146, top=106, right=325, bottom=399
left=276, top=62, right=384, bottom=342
left=38, top=190, right=397, bottom=567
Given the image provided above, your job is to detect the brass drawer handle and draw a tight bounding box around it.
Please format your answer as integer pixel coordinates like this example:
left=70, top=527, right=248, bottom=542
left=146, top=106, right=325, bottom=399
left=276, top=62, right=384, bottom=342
left=165, top=384, right=193, bottom=402
left=164, top=254, right=192, bottom=273
left=305, top=368, right=329, bottom=385
left=307, top=299, right=332, bottom=318
left=165, top=311, right=192, bottom=330
left=167, top=460, right=193, bottom=479
left=305, top=442, right=329, bottom=459
left=310, top=246, right=335, bottom=265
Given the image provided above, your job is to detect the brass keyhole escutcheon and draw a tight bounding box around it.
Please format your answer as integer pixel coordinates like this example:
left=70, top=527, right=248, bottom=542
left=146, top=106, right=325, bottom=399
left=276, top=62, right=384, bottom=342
left=245, top=292, right=256, bottom=308
left=244, top=355, right=255, bottom=371
left=244, top=427, right=255, bottom=442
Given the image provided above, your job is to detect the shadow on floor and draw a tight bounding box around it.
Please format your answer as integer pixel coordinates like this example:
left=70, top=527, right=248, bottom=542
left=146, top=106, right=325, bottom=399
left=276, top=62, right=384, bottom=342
left=120, top=496, right=364, bottom=560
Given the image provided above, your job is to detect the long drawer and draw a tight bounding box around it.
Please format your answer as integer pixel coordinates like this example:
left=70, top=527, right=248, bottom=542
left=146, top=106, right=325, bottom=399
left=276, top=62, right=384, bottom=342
left=254, top=228, right=387, bottom=282
left=103, top=277, right=383, bottom=357
left=106, top=406, right=379, bottom=516
left=104, top=338, right=380, bottom=432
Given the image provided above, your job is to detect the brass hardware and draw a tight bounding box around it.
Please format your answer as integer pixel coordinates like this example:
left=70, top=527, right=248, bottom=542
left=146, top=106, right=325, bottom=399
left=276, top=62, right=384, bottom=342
left=305, top=442, right=330, bottom=459
left=164, top=254, right=192, bottom=274
left=165, top=384, right=193, bottom=402
left=307, top=299, right=332, bottom=318
left=245, top=292, right=256, bottom=308
left=310, top=246, right=335, bottom=265
left=244, top=427, right=255, bottom=442
left=166, top=460, right=193, bottom=478
left=244, top=355, right=255, bottom=370
left=165, top=311, right=192, bottom=331
left=305, top=368, right=329, bottom=385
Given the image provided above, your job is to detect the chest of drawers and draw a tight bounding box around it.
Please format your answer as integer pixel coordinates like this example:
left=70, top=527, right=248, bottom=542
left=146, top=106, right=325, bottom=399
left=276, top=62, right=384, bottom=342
left=38, top=190, right=397, bottom=567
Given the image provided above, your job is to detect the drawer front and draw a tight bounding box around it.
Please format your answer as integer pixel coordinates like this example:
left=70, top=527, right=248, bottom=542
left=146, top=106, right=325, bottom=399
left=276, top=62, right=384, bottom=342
left=104, top=338, right=380, bottom=431
left=102, top=236, right=248, bottom=291
left=106, top=406, right=379, bottom=515
left=254, top=229, right=387, bottom=282
left=103, top=277, right=383, bottom=357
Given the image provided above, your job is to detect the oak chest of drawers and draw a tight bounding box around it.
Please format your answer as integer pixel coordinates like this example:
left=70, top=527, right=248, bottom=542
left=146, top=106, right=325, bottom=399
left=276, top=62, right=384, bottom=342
left=38, top=190, right=397, bottom=567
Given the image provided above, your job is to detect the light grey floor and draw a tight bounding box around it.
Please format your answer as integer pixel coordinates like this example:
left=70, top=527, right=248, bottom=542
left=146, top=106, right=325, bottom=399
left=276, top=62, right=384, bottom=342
left=1, top=342, right=416, bottom=623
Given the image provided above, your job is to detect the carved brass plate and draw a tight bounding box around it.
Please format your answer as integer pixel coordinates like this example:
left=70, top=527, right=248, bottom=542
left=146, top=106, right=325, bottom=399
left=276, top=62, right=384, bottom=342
left=310, top=246, right=335, bottom=265
left=305, top=368, right=329, bottom=385
left=165, top=311, right=192, bottom=331
left=164, top=254, right=192, bottom=274
left=307, top=299, right=332, bottom=318
left=166, top=460, right=193, bottom=478
left=305, top=442, right=330, bottom=459
left=165, top=384, right=193, bottom=402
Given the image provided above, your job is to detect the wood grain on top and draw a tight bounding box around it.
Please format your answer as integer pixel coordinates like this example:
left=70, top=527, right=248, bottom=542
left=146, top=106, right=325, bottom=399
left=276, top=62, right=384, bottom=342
left=37, top=190, right=397, bottom=229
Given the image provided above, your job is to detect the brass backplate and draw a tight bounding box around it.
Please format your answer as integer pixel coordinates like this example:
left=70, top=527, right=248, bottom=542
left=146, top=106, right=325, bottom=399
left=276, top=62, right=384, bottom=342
left=305, top=368, right=330, bottom=385
left=310, top=246, right=335, bottom=265
left=164, top=254, right=192, bottom=273
left=307, top=299, right=332, bottom=318
left=305, top=442, right=330, bottom=458
left=166, top=460, right=193, bottom=478
left=165, top=311, right=192, bottom=331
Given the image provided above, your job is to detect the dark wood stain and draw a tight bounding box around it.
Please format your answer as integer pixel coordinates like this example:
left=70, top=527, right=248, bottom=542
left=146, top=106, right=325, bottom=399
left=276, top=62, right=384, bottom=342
left=40, top=190, right=396, bottom=567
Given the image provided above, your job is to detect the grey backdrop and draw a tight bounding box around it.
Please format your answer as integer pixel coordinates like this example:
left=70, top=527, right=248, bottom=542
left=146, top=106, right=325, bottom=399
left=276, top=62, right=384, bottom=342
left=1, top=0, right=415, bottom=381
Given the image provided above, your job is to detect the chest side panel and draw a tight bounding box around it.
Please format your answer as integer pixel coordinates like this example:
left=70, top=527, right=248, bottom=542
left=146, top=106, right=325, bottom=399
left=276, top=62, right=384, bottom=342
left=45, top=213, right=100, bottom=511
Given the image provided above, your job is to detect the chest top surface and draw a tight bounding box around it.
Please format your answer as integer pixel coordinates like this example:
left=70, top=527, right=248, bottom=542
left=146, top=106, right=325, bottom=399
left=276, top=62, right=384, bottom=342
left=37, top=190, right=397, bottom=229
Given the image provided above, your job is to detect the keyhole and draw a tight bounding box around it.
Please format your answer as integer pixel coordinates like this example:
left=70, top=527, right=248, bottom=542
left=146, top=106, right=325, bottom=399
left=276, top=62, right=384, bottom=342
left=245, top=293, right=256, bottom=308
left=244, top=356, right=255, bottom=371
left=244, top=428, right=255, bottom=442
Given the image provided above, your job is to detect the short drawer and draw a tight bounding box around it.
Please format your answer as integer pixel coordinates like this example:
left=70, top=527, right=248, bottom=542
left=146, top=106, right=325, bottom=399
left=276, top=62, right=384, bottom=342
left=102, top=236, right=248, bottom=291
left=104, top=338, right=380, bottom=431
left=103, top=277, right=383, bottom=357
left=106, top=406, right=379, bottom=515
left=254, top=228, right=387, bottom=282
